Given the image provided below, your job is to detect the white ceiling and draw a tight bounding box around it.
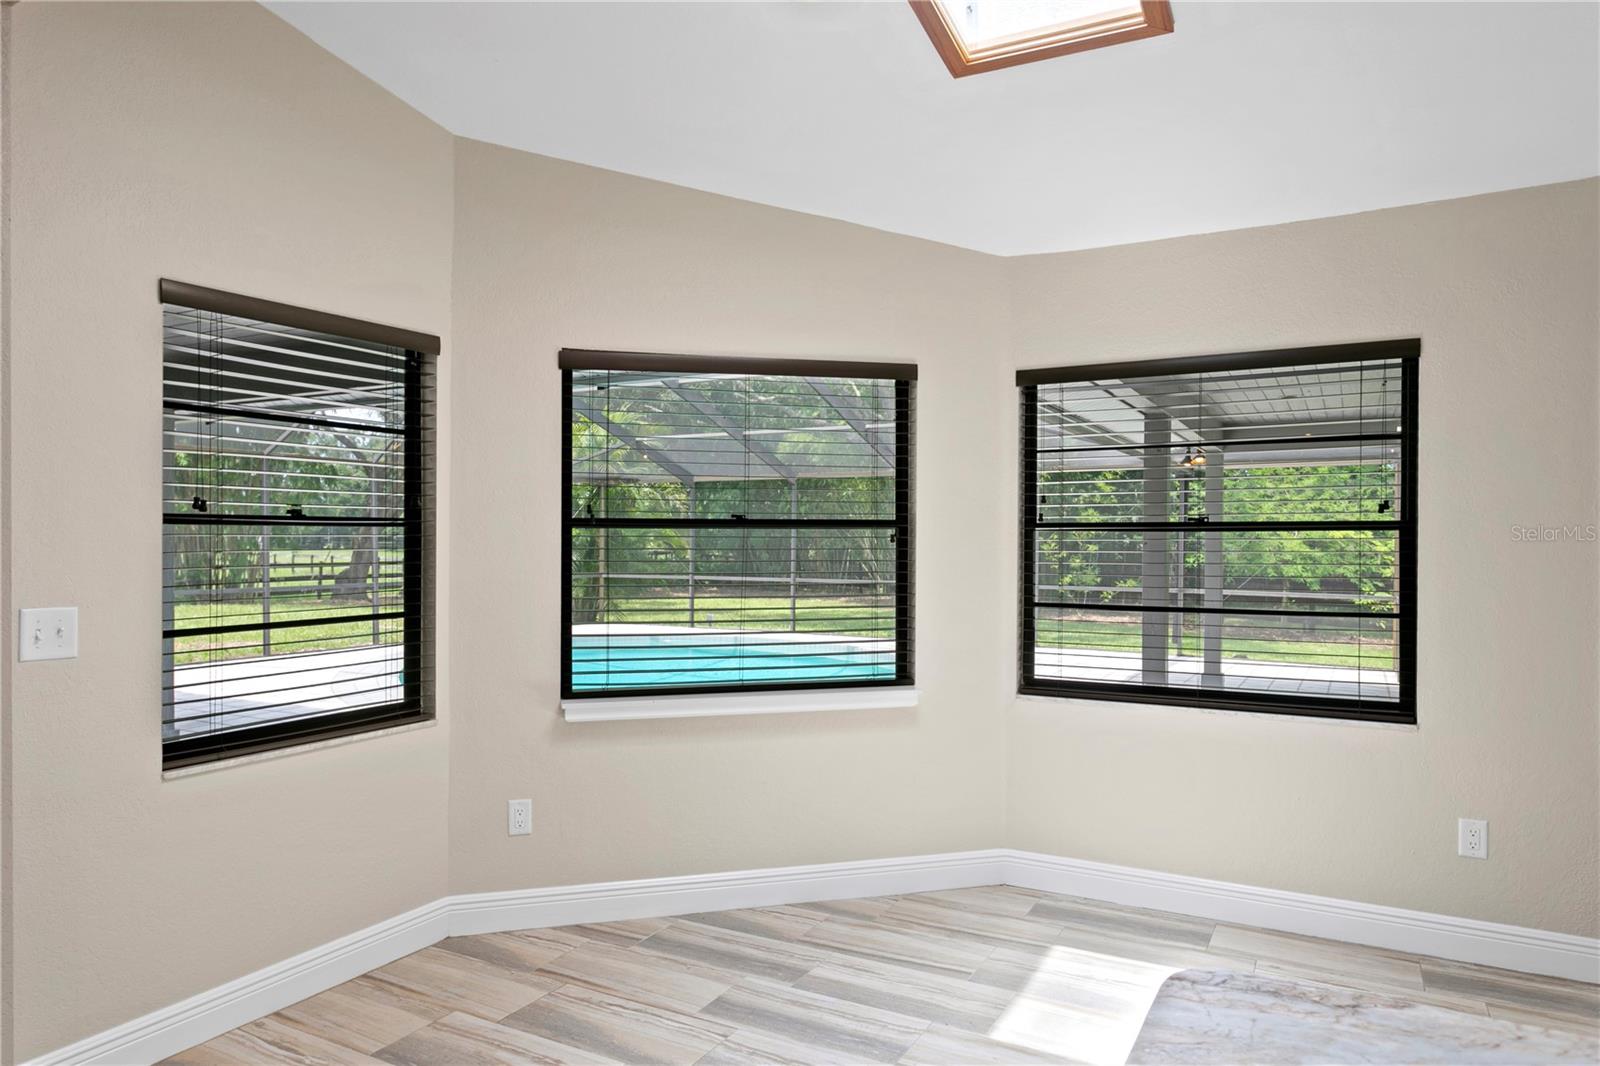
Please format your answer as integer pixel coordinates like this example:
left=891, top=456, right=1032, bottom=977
left=269, top=1, right=1600, bottom=257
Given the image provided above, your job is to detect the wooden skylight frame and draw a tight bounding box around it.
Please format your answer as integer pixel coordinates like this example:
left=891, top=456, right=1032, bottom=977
left=909, top=1, right=1174, bottom=78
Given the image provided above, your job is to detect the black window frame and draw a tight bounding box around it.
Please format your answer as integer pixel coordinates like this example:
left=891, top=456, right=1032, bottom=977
left=1017, top=340, right=1419, bottom=724
left=160, top=280, right=438, bottom=770
left=559, top=349, right=916, bottom=701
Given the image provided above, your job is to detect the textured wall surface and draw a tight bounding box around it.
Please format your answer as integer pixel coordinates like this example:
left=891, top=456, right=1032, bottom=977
left=1005, top=179, right=1600, bottom=939
left=4, top=4, right=454, bottom=1057
left=446, top=139, right=1011, bottom=897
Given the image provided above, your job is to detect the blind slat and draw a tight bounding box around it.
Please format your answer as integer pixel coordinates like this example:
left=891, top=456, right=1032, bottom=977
left=161, top=297, right=434, bottom=769
left=1020, top=345, right=1417, bottom=722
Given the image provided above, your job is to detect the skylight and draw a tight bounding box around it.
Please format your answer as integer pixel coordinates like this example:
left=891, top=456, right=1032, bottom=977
left=910, top=0, right=1173, bottom=77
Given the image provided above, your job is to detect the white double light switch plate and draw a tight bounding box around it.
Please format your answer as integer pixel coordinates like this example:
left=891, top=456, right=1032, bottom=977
left=19, top=607, right=78, bottom=661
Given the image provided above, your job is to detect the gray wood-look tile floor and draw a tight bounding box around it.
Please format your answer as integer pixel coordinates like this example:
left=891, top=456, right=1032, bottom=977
left=164, top=886, right=1599, bottom=1065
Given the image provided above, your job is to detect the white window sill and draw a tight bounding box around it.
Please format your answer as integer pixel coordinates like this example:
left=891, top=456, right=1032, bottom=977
left=562, top=687, right=919, bottom=723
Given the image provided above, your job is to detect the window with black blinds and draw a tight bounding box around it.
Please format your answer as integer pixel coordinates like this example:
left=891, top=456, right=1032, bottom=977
left=1018, top=341, right=1418, bottom=722
left=561, top=350, right=915, bottom=699
left=161, top=281, right=436, bottom=768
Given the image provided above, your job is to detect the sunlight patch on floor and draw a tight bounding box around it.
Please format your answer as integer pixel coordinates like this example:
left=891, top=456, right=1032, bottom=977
left=986, top=944, right=1181, bottom=1065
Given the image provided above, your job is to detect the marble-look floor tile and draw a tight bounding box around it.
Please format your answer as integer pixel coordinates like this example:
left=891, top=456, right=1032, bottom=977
left=375, top=1010, right=622, bottom=1066
left=976, top=945, right=1185, bottom=1066
left=971, top=942, right=1187, bottom=1007
left=501, top=983, right=732, bottom=1066
left=504, top=926, right=593, bottom=955
left=160, top=1042, right=257, bottom=1066
left=987, top=989, right=1166, bottom=1066
left=635, top=919, right=829, bottom=983
left=799, top=916, right=995, bottom=977
left=1489, top=1001, right=1600, bottom=1038
left=1209, top=924, right=1424, bottom=989
left=700, top=978, right=929, bottom=1064
left=896, top=1024, right=1076, bottom=1066
left=275, top=975, right=448, bottom=1053
left=677, top=905, right=823, bottom=941
left=436, top=931, right=575, bottom=976
left=1251, top=960, right=1489, bottom=1015
left=1030, top=895, right=1216, bottom=949
left=912, top=886, right=1051, bottom=918
left=787, top=896, right=899, bottom=921
left=570, top=917, right=673, bottom=947
left=536, top=938, right=736, bottom=1013
left=368, top=945, right=559, bottom=1020
left=1128, top=969, right=1599, bottom=1064
left=879, top=897, right=1065, bottom=950
left=1049, top=924, right=1246, bottom=972
left=169, top=884, right=1600, bottom=1065
left=1420, top=957, right=1600, bottom=1020
left=794, top=954, right=1017, bottom=1032
left=195, top=1016, right=387, bottom=1065
left=696, top=1027, right=861, bottom=1066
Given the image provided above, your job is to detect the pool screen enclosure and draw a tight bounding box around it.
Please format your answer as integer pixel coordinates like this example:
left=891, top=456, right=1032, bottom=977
left=161, top=280, right=437, bottom=769
left=1017, top=340, right=1417, bottom=723
left=561, top=350, right=916, bottom=700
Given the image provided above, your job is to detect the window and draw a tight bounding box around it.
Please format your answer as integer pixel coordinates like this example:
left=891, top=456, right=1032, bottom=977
left=161, top=280, right=437, bottom=769
left=1018, top=341, right=1418, bottom=723
left=561, top=350, right=915, bottom=703
left=909, top=0, right=1174, bottom=78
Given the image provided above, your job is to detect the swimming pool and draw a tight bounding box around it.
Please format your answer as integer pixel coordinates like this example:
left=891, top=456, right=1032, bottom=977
left=571, top=633, right=893, bottom=690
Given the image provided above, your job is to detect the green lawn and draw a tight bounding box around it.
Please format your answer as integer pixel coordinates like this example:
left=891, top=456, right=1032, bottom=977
left=170, top=595, right=400, bottom=665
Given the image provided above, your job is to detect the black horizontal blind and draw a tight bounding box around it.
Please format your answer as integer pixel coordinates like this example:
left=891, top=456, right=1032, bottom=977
left=1020, top=344, right=1417, bottom=721
left=162, top=299, right=434, bottom=766
left=563, top=357, right=914, bottom=698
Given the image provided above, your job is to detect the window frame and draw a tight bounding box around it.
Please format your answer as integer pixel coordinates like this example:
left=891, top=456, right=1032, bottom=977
left=1016, top=340, right=1419, bottom=725
left=159, top=280, right=438, bottom=770
left=908, top=0, right=1174, bottom=79
left=559, top=349, right=916, bottom=703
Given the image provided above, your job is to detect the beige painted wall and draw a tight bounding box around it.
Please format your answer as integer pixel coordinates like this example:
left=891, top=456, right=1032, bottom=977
left=1005, top=179, right=1600, bottom=939
left=4, top=1, right=1597, bottom=1058
left=4, top=4, right=453, bottom=1057
left=446, top=139, right=1011, bottom=895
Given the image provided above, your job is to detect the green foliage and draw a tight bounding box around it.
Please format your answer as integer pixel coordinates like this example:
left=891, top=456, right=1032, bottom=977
left=1038, top=462, right=1397, bottom=610
left=166, top=428, right=398, bottom=600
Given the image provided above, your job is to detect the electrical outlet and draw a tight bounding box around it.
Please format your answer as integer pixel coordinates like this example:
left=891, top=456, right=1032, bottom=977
left=508, top=799, right=532, bottom=836
left=1458, top=818, right=1488, bottom=859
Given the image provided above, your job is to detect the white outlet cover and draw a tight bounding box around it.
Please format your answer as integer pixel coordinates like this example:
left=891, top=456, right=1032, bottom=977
left=1458, top=817, right=1488, bottom=859
left=18, top=607, right=78, bottom=661
left=508, top=799, right=532, bottom=836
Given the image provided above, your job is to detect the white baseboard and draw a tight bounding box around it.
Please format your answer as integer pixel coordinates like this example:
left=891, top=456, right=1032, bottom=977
left=29, top=849, right=1598, bottom=1065
left=26, top=900, right=452, bottom=1066
left=1005, top=850, right=1600, bottom=985
left=449, top=849, right=1007, bottom=936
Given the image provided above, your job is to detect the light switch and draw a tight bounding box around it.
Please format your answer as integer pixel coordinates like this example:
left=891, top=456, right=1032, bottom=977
left=19, top=607, right=78, bottom=661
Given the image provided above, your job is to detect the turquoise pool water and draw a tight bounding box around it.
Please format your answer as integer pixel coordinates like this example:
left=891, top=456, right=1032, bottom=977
left=572, top=635, right=893, bottom=690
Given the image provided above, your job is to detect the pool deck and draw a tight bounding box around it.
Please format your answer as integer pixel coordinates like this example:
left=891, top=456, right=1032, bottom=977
left=167, top=644, right=405, bottom=736
left=1034, top=646, right=1400, bottom=701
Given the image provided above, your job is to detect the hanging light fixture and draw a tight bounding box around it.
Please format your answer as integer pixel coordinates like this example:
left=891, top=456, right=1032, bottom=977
left=1179, top=447, right=1207, bottom=468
